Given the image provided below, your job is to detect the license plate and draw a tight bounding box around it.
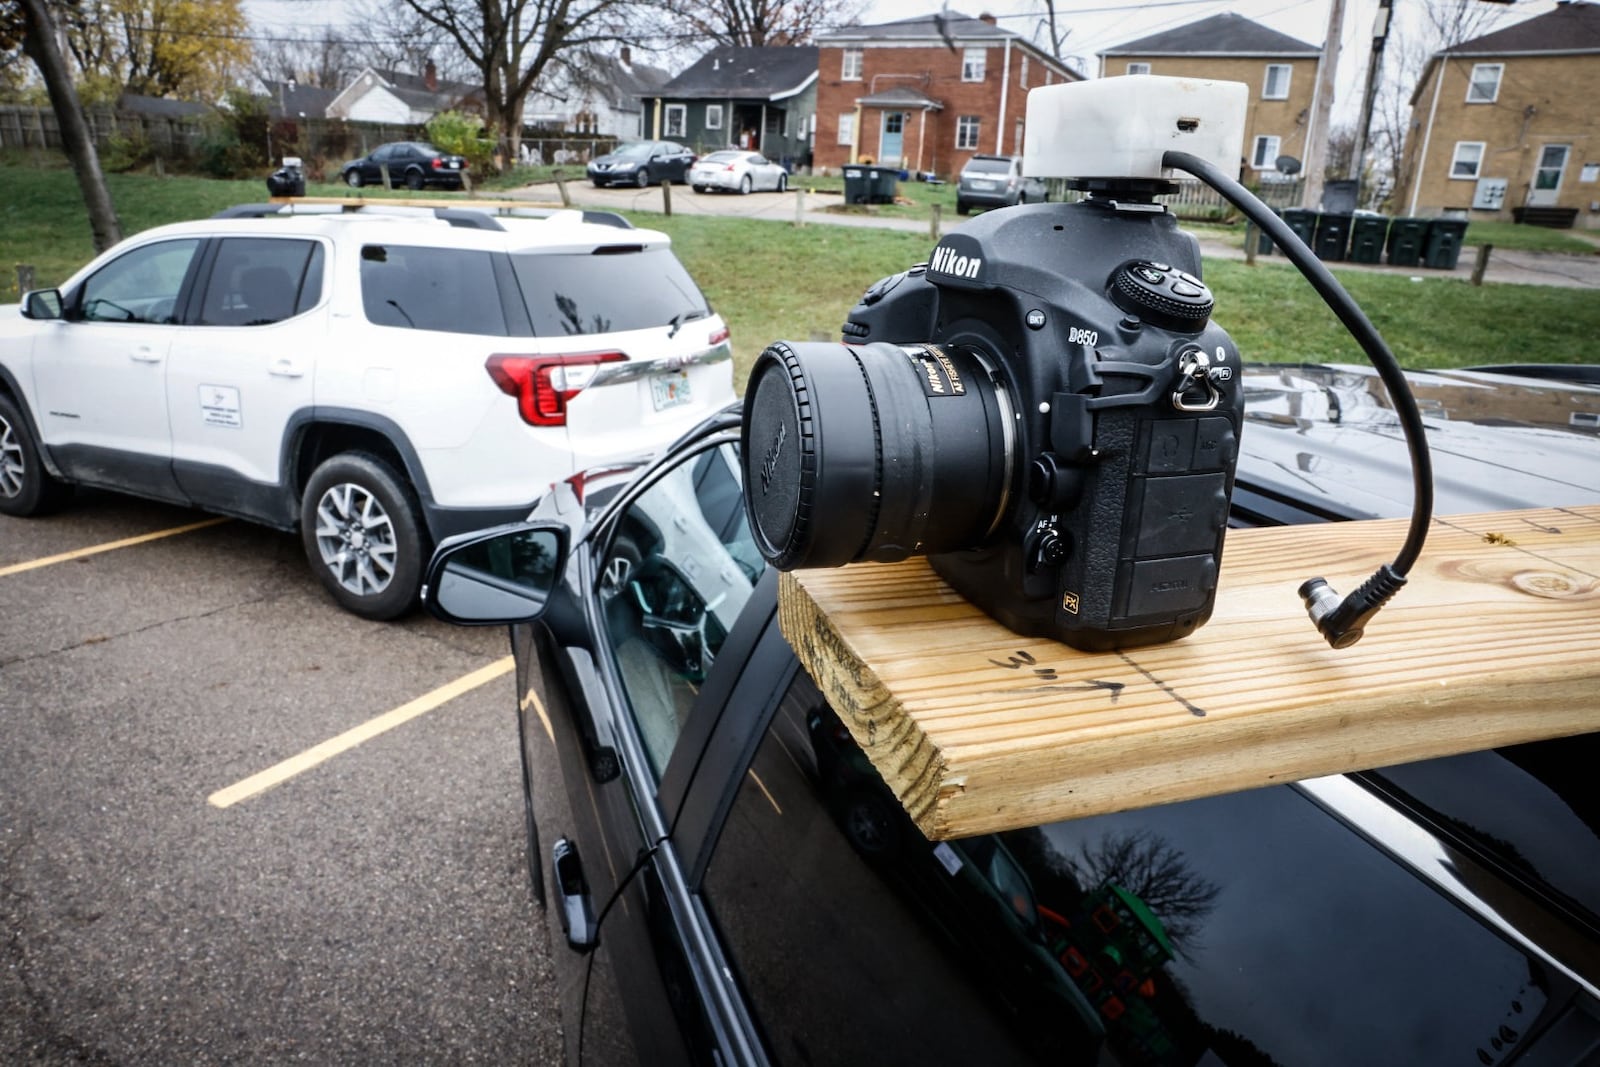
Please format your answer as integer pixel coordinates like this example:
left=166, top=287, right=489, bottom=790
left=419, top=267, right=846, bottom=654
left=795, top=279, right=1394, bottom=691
left=970, top=179, right=995, bottom=190
left=448, top=161, right=460, bottom=169
left=651, top=370, right=691, bottom=411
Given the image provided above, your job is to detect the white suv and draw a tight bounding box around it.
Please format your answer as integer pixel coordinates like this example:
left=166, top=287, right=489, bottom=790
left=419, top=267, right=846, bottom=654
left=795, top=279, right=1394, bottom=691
left=0, top=203, right=734, bottom=619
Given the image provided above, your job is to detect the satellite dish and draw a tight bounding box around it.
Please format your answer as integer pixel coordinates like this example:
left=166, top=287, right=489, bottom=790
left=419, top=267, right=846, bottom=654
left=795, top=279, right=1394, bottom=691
left=1276, top=155, right=1303, bottom=176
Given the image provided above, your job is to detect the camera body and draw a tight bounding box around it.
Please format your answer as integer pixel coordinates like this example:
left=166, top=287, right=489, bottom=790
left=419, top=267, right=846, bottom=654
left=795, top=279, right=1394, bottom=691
left=844, top=202, right=1241, bottom=649
left=741, top=78, right=1248, bottom=651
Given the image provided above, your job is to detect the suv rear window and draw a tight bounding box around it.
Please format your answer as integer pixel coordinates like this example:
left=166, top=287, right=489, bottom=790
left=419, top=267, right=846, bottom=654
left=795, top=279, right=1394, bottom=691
left=964, top=157, right=1012, bottom=175
left=509, top=247, right=709, bottom=337
left=360, top=245, right=508, bottom=335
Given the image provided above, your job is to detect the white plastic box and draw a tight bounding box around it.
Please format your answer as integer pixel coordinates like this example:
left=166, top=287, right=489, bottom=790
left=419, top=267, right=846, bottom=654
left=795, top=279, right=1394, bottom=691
left=1023, top=76, right=1248, bottom=181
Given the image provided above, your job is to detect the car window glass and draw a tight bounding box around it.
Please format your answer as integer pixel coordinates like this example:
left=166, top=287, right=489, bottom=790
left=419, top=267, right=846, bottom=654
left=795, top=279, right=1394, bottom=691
left=197, top=237, right=320, bottom=327
left=704, top=688, right=1579, bottom=1066
left=509, top=247, right=709, bottom=336
left=965, top=158, right=1010, bottom=175
left=360, top=245, right=507, bottom=335
left=597, top=443, right=764, bottom=779
left=78, top=238, right=200, bottom=324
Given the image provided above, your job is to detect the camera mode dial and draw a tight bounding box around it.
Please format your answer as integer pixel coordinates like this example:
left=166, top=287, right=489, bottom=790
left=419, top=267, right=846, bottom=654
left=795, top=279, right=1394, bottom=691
left=1109, top=260, right=1214, bottom=334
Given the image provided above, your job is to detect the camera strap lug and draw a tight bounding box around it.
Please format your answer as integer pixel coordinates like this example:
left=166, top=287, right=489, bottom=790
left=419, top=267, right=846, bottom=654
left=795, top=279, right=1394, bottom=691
left=1171, top=348, right=1222, bottom=412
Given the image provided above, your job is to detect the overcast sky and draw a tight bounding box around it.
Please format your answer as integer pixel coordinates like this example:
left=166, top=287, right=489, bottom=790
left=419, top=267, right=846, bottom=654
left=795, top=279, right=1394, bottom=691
left=243, top=0, right=1560, bottom=127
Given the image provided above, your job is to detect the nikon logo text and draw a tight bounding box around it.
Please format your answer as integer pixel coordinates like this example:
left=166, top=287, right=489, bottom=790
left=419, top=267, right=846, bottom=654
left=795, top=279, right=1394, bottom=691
left=930, top=247, right=982, bottom=279
left=760, top=421, right=786, bottom=494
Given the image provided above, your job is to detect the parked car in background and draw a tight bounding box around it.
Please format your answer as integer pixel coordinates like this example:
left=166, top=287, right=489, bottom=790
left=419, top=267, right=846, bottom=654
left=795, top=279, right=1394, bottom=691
left=587, top=141, right=696, bottom=188
left=689, top=151, right=789, bottom=195
left=0, top=203, right=733, bottom=620
left=957, top=154, right=1047, bottom=215
left=339, top=142, right=468, bottom=190
left=425, top=362, right=1600, bottom=1065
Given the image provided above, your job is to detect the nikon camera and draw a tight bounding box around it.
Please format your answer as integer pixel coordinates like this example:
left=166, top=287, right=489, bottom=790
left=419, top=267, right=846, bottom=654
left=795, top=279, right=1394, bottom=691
left=742, top=78, right=1251, bottom=652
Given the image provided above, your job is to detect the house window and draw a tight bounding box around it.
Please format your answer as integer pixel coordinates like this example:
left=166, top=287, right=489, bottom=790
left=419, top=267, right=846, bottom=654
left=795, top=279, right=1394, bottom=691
left=963, top=47, right=986, bottom=82
left=957, top=115, right=981, bottom=150
left=1467, top=64, right=1502, bottom=103
left=706, top=104, right=723, bottom=131
left=1251, top=134, right=1282, bottom=170
left=1020, top=55, right=1029, bottom=88
left=837, top=113, right=855, bottom=146
left=665, top=103, right=686, bottom=138
left=1263, top=64, right=1292, bottom=99
left=842, top=48, right=863, bottom=81
left=1451, top=141, right=1485, bottom=179
left=1127, top=62, right=1151, bottom=76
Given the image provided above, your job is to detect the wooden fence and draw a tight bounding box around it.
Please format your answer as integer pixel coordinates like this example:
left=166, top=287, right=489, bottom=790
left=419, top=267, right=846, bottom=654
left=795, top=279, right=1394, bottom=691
left=0, top=105, right=622, bottom=176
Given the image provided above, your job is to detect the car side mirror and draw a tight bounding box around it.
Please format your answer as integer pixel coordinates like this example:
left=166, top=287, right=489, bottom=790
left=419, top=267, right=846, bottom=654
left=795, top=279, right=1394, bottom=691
left=424, top=522, right=568, bottom=625
left=22, top=289, right=63, bottom=321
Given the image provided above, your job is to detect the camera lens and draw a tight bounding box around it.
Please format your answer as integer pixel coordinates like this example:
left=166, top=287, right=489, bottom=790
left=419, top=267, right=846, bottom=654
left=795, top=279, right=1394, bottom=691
left=742, top=341, right=1014, bottom=569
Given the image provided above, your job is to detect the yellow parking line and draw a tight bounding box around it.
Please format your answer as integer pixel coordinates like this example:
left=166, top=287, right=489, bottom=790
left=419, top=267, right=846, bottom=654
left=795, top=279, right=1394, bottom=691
left=208, top=656, right=515, bottom=809
left=521, top=682, right=555, bottom=743
left=0, top=517, right=231, bottom=578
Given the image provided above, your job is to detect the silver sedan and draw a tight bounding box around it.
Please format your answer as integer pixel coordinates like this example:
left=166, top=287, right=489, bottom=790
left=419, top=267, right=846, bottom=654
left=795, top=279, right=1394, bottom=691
left=689, top=151, right=789, bottom=195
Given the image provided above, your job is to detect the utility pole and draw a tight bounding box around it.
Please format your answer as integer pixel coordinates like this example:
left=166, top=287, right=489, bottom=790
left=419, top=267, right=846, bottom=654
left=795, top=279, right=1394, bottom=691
left=1350, top=0, right=1394, bottom=188
left=1301, top=0, right=1347, bottom=211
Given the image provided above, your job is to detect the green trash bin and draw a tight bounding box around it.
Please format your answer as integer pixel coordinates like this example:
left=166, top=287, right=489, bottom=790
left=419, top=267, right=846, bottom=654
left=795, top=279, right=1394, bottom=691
left=1386, top=218, right=1429, bottom=267
left=1424, top=218, right=1469, bottom=270
left=1252, top=208, right=1281, bottom=254
left=843, top=165, right=898, bottom=204
left=1282, top=208, right=1317, bottom=250
left=1313, top=213, right=1353, bottom=261
left=1348, top=215, right=1390, bottom=264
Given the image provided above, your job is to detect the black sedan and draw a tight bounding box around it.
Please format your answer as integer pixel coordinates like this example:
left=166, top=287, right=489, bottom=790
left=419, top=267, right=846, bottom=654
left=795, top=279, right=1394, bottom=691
left=586, top=140, right=695, bottom=188
left=339, top=142, right=467, bottom=191
left=425, top=364, right=1600, bottom=1065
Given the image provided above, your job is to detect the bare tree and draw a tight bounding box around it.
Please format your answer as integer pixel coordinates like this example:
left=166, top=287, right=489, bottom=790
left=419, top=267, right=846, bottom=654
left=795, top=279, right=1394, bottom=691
left=1066, top=830, right=1221, bottom=953
left=1004, top=826, right=1221, bottom=956
left=3, top=0, right=122, bottom=251
left=384, top=0, right=645, bottom=163
left=662, top=0, right=865, bottom=48
left=251, top=29, right=361, bottom=90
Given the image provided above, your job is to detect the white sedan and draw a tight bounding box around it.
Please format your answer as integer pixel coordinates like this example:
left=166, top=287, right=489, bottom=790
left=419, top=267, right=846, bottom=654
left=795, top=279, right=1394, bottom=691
left=689, top=151, right=789, bottom=195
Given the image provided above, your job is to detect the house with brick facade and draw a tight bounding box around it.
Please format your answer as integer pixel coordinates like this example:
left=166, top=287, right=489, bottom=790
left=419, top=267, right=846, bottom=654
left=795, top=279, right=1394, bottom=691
left=813, top=13, right=1080, bottom=179
left=1099, top=13, right=1321, bottom=182
left=1393, top=1, right=1600, bottom=229
left=642, top=46, right=818, bottom=167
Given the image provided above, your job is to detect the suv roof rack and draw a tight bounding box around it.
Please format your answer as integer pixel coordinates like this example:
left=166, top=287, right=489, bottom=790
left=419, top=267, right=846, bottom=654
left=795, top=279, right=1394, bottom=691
left=213, top=200, right=634, bottom=232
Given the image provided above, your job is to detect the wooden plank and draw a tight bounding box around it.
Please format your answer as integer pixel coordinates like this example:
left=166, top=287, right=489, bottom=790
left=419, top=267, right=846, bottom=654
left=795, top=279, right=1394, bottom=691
left=779, top=506, right=1600, bottom=840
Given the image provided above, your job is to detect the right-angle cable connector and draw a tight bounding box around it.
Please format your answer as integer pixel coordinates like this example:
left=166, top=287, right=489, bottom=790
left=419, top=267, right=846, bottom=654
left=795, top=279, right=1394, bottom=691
left=1299, top=565, right=1408, bottom=649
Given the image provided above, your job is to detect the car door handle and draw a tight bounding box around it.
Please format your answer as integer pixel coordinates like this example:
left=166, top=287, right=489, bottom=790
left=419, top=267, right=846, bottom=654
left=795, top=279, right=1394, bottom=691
left=268, top=358, right=305, bottom=379
left=129, top=346, right=162, bottom=364
left=552, top=838, right=598, bottom=953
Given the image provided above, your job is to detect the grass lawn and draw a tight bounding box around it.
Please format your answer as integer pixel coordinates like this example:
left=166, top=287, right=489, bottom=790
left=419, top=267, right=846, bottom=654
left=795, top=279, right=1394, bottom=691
left=4, top=158, right=1596, bottom=386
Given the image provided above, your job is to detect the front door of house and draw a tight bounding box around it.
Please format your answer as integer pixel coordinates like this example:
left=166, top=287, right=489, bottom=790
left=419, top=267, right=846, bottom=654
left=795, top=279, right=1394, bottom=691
left=1528, top=144, right=1570, bottom=206
left=880, top=112, right=905, bottom=166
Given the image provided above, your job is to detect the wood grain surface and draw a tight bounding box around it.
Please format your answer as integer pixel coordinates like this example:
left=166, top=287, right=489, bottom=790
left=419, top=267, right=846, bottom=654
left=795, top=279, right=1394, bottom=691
left=780, top=506, right=1600, bottom=839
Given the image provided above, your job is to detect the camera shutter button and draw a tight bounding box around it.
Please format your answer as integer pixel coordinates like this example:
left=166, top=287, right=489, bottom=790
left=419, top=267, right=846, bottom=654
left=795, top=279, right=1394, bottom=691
left=1109, top=260, right=1214, bottom=334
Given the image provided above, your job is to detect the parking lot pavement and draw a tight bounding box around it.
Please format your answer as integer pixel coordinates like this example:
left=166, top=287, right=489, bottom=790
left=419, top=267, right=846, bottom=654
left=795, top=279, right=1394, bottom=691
left=1, top=492, right=565, bottom=1064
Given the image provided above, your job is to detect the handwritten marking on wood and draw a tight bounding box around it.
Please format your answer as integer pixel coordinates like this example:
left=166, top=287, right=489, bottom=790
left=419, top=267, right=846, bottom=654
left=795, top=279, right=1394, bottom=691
left=780, top=506, right=1600, bottom=840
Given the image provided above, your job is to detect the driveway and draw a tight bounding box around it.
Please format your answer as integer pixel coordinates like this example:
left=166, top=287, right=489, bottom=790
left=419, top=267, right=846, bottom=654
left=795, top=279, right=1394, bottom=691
left=502, top=180, right=1600, bottom=290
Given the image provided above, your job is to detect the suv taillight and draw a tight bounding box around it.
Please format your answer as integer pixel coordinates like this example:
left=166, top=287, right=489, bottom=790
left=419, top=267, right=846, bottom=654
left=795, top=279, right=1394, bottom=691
left=486, top=352, right=627, bottom=427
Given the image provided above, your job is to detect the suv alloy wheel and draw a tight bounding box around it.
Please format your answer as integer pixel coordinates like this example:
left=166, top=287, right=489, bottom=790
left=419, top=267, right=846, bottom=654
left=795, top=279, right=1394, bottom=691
left=0, top=395, right=71, bottom=517
left=301, top=453, right=426, bottom=620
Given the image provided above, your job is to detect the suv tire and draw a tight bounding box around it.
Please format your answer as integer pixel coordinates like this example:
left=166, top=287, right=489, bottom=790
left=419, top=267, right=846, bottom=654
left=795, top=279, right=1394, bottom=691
left=0, top=394, right=73, bottom=517
left=301, top=453, right=426, bottom=620
left=956, top=200, right=970, bottom=216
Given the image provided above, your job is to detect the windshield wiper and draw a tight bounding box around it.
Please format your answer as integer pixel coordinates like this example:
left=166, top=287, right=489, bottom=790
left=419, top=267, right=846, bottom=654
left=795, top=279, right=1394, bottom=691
left=666, top=309, right=708, bottom=339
